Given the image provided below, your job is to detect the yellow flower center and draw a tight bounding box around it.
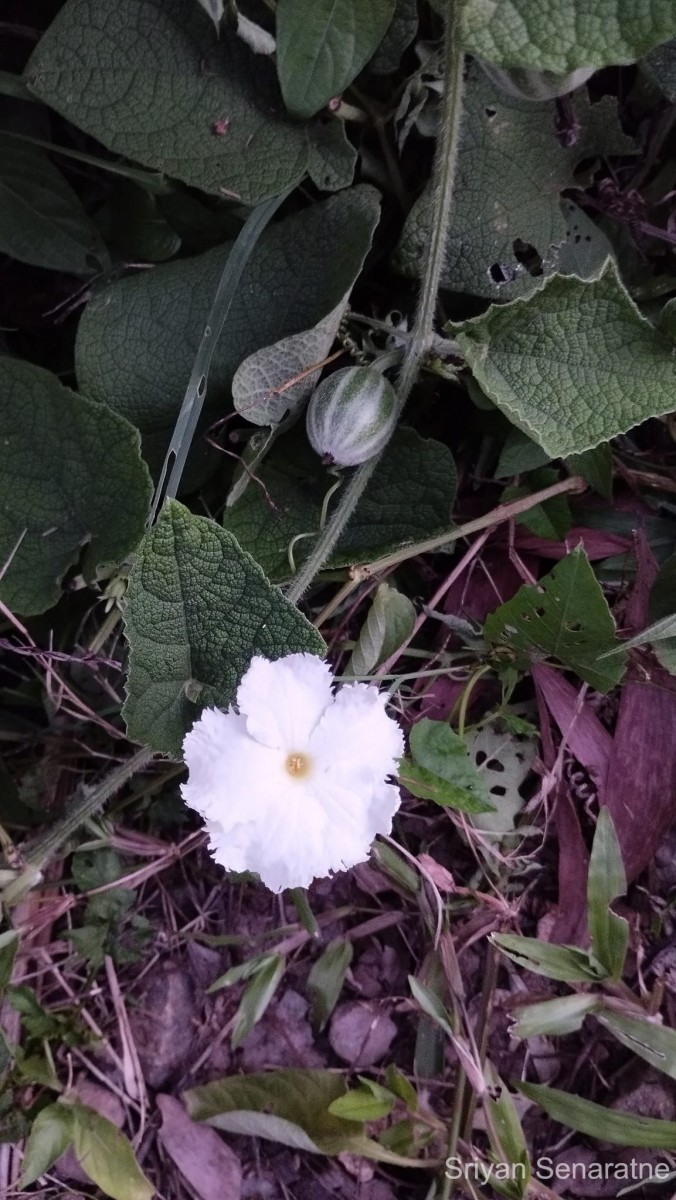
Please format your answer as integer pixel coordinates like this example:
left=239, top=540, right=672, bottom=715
left=285, top=751, right=312, bottom=779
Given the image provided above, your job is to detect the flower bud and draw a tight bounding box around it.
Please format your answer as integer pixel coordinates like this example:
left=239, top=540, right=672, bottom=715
left=306, top=366, right=398, bottom=467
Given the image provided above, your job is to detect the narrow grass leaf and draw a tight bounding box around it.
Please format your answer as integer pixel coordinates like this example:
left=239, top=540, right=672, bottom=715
left=598, top=1011, right=676, bottom=1082
left=0, top=930, right=18, bottom=991
left=511, top=994, right=601, bottom=1039
left=232, top=954, right=286, bottom=1048
left=308, top=938, right=354, bottom=1031
left=517, top=1082, right=676, bottom=1148
left=492, top=934, right=605, bottom=983
left=587, top=807, right=629, bottom=979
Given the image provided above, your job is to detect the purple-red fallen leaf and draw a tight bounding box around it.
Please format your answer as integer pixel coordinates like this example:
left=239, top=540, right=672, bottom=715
left=415, top=676, right=466, bottom=722
left=512, top=527, right=630, bottom=560
left=441, top=547, right=528, bottom=624
left=415, top=548, right=527, bottom=721
left=549, top=784, right=590, bottom=947
left=158, top=1094, right=242, bottom=1200
left=623, top=530, right=659, bottom=634
left=603, top=671, right=676, bottom=882
left=533, top=665, right=612, bottom=789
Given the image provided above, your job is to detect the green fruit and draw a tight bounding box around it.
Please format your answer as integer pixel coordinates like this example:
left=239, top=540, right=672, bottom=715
left=306, top=366, right=398, bottom=467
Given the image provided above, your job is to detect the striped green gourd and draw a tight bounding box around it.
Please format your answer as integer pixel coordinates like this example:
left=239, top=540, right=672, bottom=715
left=306, top=366, right=398, bottom=467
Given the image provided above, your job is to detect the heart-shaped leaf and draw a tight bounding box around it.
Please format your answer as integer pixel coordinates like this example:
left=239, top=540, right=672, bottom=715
left=0, top=357, right=152, bottom=616
left=123, top=501, right=325, bottom=755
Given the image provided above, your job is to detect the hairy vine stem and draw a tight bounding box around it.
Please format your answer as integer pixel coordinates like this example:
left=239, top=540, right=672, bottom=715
left=286, top=3, right=467, bottom=605
left=3, top=747, right=155, bottom=903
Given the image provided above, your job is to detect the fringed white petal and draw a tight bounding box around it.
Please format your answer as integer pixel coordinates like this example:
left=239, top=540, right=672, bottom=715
left=310, top=683, right=404, bottom=785
left=237, top=653, right=334, bottom=749
left=181, top=707, right=279, bottom=822
left=180, top=656, right=404, bottom=892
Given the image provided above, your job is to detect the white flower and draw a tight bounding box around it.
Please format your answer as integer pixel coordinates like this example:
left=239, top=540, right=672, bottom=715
left=180, top=653, right=404, bottom=893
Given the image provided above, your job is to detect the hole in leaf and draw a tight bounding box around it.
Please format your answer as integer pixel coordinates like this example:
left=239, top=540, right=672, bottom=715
left=486, top=758, right=505, bottom=772
left=513, top=239, right=543, bottom=277
left=566, top=621, right=583, bottom=632
left=490, top=785, right=507, bottom=797
left=197, top=376, right=207, bottom=397
left=489, top=262, right=509, bottom=284
left=475, top=750, right=488, bottom=766
left=485, top=106, right=497, bottom=118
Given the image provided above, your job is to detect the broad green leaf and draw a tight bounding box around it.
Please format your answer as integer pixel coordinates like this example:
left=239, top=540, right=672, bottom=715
left=460, top=0, right=676, bottom=73
left=369, top=0, right=418, bottom=75
left=405, top=719, right=495, bottom=814
left=0, top=930, right=18, bottom=991
left=455, top=263, right=676, bottom=458
left=72, top=1102, right=154, bottom=1200
left=644, top=39, right=676, bottom=100
left=223, top=427, right=457, bottom=581
left=483, top=547, right=626, bottom=692
left=208, top=953, right=275, bottom=992
left=0, top=358, right=152, bottom=616
left=399, top=761, right=495, bottom=814
left=492, top=934, right=605, bottom=982
left=123, top=501, right=325, bottom=755
left=502, top=468, right=572, bottom=542
left=75, top=187, right=379, bottom=468
left=308, top=938, right=354, bottom=1031
left=19, top=1103, right=75, bottom=1187
left=587, top=807, right=628, bottom=979
left=384, top=1065, right=418, bottom=1112
left=649, top=552, right=676, bottom=675
left=232, top=954, right=286, bottom=1048
left=347, top=584, right=415, bottom=677
left=477, top=62, right=597, bottom=101
left=276, top=0, right=396, bottom=118
left=106, top=180, right=181, bottom=263
left=184, top=1069, right=421, bottom=1164
left=26, top=0, right=324, bottom=205
left=566, top=444, right=613, bottom=501
left=232, top=297, right=348, bottom=427
left=377, top=1118, right=418, bottom=1156
left=517, top=1081, right=676, bottom=1148
left=495, top=430, right=550, bottom=479
left=598, top=1011, right=676, bottom=1082
left=511, top=994, right=601, bottom=1038
left=0, top=135, right=108, bottom=274
left=395, top=69, right=627, bottom=301
left=306, top=119, right=358, bottom=192
left=328, top=1086, right=395, bottom=1122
